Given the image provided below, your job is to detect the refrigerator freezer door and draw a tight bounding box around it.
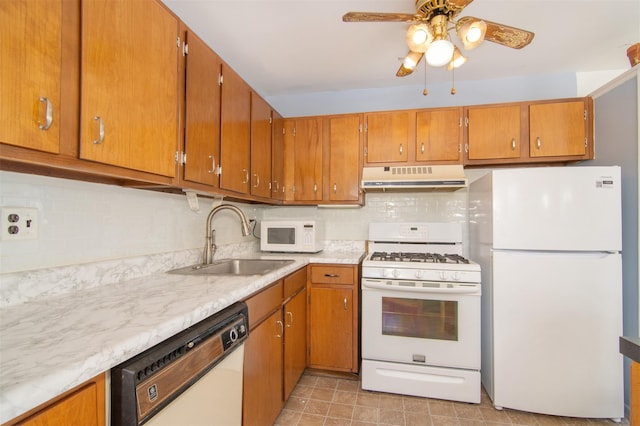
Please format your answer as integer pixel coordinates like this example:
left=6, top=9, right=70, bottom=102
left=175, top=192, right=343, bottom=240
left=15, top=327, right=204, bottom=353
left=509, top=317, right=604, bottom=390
left=491, top=166, right=621, bottom=251
left=490, top=250, right=623, bottom=419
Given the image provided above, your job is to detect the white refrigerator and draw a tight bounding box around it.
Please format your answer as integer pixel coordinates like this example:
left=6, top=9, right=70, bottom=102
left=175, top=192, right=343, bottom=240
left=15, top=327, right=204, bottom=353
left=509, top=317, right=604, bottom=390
left=469, top=166, right=624, bottom=420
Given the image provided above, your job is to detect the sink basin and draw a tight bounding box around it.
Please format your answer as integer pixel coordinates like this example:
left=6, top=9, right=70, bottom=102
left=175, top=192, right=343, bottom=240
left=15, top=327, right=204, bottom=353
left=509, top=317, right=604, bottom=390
left=167, top=259, right=295, bottom=276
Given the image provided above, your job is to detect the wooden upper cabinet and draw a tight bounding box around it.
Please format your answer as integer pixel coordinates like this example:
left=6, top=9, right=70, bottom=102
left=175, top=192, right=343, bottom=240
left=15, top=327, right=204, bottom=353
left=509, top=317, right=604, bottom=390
left=79, top=0, right=179, bottom=177
left=292, top=118, right=323, bottom=202
left=271, top=111, right=285, bottom=201
left=0, top=0, right=62, bottom=153
left=466, top=104, right=521, bottom=161
left=182, top=30, right=222, bottom=187
left=415, top=108, right=463, bottom=163
left=250, top=92, right=272, bottom=199
left=365, top=111, right=411, bottom=163
left=220, top=64, right=251, bottom=194
left=529, top=100, right=588, bottom=158
left=326, top=114, right=362, bottom=203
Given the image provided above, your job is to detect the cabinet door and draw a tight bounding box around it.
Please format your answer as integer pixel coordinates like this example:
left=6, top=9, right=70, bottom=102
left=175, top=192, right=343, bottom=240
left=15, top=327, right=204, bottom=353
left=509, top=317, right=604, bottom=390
left=529, top=101, right=586, bottom=157
left=309, top=286, right=353, bottom=371
left=80, top=0, right=179, bottom=177
left=15, top=373, right=105, bottom=426
left=328, top=115, right=362, bottom=202
left=416, top=108, right=462, bottom=163
left=250, top=92, right=272, bottom=199
left=183, top=30, right=221, bottom=187
left=1, top=0, right=62, bottom=153
left=271, top=111, right=285, bottom=200
left=293, top=118, right=323, bottom=201
left=467, top=105, right=521, bottom=160
left=284, top=288, right=307, bottom=400
left=242, top=310, right=283, bottom=426
left=220, top=64, right=251, bottom=194
left=365, top=111, right=411, bottom=163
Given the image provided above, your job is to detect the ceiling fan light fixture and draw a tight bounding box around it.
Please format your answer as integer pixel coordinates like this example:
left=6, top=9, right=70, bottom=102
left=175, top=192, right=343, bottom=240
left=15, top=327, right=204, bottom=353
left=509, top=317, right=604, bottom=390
left=447, top=45, right=467, bottom=70
left=457, top=19, right=486, bottom=50
left=426, top=39, right=454, bottom=67
left=403, top=50, right=423, bottom=70
left=406, top=24, right=432, bottom=53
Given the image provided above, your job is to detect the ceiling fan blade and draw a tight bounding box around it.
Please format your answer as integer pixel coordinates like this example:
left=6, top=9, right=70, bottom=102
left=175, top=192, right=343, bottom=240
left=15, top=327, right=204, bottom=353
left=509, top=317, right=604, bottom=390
left=342, top=11, right=421, bottom=23
left=396, top=52, right=424, bottom=77
left=459, top=16, right=534, bottom=49
left=445, top=0, right=474, bottom=17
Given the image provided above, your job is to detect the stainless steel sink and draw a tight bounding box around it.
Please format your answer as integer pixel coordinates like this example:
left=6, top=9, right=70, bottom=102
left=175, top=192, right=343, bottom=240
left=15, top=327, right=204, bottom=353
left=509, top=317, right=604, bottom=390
left=167, top=259, right=295, bottom=276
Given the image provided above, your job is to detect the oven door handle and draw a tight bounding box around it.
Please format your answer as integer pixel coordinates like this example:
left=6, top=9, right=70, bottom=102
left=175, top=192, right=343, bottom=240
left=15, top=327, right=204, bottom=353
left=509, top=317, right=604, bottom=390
left=362, top=280, right=480, bottom=294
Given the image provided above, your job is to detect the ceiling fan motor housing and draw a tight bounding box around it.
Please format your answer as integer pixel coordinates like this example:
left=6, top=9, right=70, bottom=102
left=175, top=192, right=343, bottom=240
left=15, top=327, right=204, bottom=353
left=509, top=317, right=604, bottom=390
left=415, top=0, right=467, bottom=21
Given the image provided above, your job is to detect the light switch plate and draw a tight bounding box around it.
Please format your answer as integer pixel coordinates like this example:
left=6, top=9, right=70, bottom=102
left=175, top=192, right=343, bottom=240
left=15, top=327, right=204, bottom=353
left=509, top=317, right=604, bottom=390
left=0, top=207, right=38, bottom=240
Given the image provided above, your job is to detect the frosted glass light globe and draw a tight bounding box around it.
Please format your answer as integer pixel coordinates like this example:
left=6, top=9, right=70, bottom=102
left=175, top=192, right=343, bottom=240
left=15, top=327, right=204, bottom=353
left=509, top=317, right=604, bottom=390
left=426, top=39, right=454, bottom=67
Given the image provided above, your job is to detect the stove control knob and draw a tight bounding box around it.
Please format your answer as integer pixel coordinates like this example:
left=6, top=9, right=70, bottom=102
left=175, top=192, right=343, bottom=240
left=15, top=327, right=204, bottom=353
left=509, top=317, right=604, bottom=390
left=382, top=269, right=389, bottom=278
left=439, top=271, right=447, bottom=280
left=392, top=269, right=399, bottom=278
left=452, top=272, right=461, bottom=281
left=415, top=270, right=423, bottom=279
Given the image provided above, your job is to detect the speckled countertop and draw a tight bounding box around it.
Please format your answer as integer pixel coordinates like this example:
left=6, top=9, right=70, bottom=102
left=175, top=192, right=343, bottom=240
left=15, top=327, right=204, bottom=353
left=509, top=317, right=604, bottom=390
left=0, top=242, right=365, bottom=423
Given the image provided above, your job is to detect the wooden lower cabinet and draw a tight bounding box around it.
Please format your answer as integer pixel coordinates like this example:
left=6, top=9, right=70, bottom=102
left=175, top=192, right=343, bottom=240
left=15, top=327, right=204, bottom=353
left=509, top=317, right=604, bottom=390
left=7, top=373, right=105, bottom=426
left=242, top=267, right=307, bottom=425
left=242, top=309, right=284, bottom=426
left=308, top=264, right=359, bottom=373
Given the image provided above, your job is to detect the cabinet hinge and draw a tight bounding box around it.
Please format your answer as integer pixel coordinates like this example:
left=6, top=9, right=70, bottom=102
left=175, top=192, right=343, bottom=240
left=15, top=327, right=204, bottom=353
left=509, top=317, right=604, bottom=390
left=364, top=146, right=368, bottom=157
left=293, top=127, right=296, bottom=137
left=585, top=137, right=588, bottom=147
left=359, top=124, right=363, bottom=133
left=465, top=116, right=469, bottom=127
left=218, top=166, right=223, bottom=175
left=459, top=117, right=462, bottom=127
left=182, top=42, right=188, bottom=56
left=269, top=117, right=273, bottom=124
left=282, top=127, right=286, bottom=135
left=364, top=123, right=368, bottom=132
left=175, top=151, right=186, bottom=165
left=176, top=36, right=180, bottom=48
left=218, top=74, right=223, bottom=86
left=584, top=109, right=587, bottom=120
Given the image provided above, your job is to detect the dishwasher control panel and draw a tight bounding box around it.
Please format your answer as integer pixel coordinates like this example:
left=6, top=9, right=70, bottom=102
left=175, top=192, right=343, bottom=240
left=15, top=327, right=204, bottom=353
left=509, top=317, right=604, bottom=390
left=110, top=302, right=249, bottom=426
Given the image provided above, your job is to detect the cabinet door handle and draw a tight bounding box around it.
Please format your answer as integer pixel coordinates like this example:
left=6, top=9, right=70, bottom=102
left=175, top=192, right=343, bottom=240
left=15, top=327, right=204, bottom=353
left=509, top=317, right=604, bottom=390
left=286, top=311, right=294, bottom=328
left=276, top=320, right=283, bottom=338
left=253, top=174, right=260, bottom=188
left=399, top=144, right=403, bottom=155
left=38, top=97, right=53, bottom=130
left=272, top=180, right=279, bottom=193
left=511, top=138, right=516, bottom=150
left=324, top=273, right=340, bottom=278
left=343, top=297, right=348, bottom=310
left=536, top=137, right=541, bottom=149
left=93, top=116, right=105, bottom=144
left=421, top=143, right=425, bottom=154
left=242, top=169, right=249, bottom=184
left=207, top=155, right=216, bottom=174
left=313, top=183, right=317, bottom=193
left=333, top=183, right=337, bottom=194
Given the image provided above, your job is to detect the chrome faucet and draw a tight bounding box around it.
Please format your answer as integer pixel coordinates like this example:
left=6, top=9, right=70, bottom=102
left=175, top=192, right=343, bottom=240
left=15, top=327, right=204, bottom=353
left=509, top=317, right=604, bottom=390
left=203, top=204, right=251, bottom=264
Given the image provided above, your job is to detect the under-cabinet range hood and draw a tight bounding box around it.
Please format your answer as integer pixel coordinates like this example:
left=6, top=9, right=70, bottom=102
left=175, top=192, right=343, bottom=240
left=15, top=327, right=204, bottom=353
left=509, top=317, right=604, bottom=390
left=361, top=165, right=467, bottom=191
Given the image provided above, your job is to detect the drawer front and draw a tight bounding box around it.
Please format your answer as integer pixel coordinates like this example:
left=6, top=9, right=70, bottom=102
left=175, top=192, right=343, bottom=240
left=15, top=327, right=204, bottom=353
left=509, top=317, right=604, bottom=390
left=310, top=265, right=354, bottom=285
left=284, top=267, right=307, bottom=300
left=244, top=280, right=283, bottom=329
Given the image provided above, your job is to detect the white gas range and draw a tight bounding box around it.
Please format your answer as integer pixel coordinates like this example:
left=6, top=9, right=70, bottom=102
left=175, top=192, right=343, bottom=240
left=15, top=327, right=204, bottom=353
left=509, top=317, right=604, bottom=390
left=361, top=222, right=482, bottom=404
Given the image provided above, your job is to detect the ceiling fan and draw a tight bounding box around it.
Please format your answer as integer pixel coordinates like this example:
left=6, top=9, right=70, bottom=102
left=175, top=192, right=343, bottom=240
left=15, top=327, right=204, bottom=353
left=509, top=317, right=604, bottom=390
left=343, top=0, right=534, bottom=78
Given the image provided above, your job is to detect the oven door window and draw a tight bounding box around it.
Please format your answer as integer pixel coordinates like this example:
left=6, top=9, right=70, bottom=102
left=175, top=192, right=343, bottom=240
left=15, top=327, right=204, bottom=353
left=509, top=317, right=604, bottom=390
left=381, top=297, right=458, bottom=341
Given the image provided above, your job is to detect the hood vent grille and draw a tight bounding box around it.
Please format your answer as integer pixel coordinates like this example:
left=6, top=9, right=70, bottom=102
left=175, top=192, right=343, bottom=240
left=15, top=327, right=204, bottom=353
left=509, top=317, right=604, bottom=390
left=361, top=165, right=467, bottom=191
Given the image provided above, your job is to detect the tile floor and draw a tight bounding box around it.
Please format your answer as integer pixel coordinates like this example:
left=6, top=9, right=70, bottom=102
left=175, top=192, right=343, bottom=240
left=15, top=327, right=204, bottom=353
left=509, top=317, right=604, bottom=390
left=275, top=370, right=629, bottom=426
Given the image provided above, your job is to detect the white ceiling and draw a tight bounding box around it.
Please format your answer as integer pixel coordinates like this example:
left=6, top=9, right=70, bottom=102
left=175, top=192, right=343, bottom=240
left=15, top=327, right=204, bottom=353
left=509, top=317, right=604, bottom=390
left=162, top=0, right=640, bottom=98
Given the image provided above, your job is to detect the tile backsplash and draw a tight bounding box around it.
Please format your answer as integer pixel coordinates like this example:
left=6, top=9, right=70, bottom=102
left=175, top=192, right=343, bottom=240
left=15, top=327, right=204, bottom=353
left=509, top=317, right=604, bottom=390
left=0, top=170, right=487, bottom=273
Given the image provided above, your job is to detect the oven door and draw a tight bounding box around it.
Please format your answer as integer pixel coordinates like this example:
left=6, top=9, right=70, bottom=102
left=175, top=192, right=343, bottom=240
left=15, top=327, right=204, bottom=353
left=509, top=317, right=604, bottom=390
left=361, top=278, right=480, bottom=370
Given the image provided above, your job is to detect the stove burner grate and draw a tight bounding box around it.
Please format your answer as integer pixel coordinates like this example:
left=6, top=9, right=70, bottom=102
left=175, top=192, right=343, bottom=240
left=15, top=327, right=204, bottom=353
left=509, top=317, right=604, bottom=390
left=369, top=251, right=470, bottom=264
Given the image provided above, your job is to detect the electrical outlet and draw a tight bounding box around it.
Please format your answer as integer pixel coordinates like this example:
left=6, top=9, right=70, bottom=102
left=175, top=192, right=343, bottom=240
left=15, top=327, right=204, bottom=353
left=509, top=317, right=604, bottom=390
left=1, top=207, right=38, bottom=241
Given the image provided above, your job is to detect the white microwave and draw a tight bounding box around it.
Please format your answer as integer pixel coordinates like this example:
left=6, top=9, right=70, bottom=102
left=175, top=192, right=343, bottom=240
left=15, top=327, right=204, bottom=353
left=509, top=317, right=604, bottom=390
left=260, top=220, right=323, bottom=253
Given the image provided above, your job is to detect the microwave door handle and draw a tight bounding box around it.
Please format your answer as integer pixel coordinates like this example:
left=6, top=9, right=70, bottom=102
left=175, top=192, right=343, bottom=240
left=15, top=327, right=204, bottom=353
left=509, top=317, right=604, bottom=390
left=362, top=280, right=479, bottom=294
